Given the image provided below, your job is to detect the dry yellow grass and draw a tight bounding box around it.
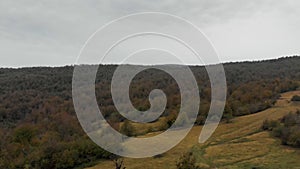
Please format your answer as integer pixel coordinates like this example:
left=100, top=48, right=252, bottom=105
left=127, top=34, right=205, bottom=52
left=88, top=90, right=300, bottom=169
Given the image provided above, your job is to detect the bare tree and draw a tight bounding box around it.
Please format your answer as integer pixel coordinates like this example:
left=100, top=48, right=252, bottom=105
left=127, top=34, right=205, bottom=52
left=111, top=155, right=126, bottom=169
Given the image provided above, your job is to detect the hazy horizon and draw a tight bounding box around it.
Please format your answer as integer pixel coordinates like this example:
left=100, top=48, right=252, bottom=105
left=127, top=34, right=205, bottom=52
left=0, top=55, right=298, bottom=69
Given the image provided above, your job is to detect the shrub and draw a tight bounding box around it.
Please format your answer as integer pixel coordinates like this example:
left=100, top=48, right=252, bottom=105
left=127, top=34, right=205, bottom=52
left=120, top=120, right=136, bottom=137
left=280, top=127, right=291, bottom=145
left=291, top=95, right=300, bottom=101
left=282, top=113, right=298, bottom=127
left=176, top=152, right=201, bottom=169
left=261, top=119, right=270, bottom=131
left=261, top=119, right=280, bottom=131
left=113, top=158, right=126, bottom=169
left=153, top=153, right=164, bottom=158
left=224, top=112, right=233, bottom=123
left=195, top=115, right=206, bottom=125
left=287, top=126, right=300, bottom=147
left=271, top=125, right=285, bottom=137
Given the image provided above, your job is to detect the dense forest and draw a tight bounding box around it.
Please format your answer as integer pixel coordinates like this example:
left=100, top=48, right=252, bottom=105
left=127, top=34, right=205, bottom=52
left=0, top=56, right=300, bottom=169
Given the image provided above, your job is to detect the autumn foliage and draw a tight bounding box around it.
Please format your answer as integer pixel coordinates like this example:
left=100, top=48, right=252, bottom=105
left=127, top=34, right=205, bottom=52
left=0, top=56, right=299, bottom=168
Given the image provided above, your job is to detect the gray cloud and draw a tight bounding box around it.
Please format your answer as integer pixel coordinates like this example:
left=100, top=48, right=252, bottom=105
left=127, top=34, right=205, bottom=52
left=0, top=0, right=299, bottom=67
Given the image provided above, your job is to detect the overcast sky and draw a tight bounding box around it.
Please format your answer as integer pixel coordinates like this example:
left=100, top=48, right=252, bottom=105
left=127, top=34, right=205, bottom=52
left=0, top=0, right=299, bottom=67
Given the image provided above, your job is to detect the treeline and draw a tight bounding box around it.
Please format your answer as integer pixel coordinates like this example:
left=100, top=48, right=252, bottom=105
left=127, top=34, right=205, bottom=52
left=0, top=56, right=300, bottom=168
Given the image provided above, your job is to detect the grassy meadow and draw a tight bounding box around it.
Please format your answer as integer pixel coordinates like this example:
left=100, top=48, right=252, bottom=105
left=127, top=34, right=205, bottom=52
left=88, top=90, right=300, bottom=169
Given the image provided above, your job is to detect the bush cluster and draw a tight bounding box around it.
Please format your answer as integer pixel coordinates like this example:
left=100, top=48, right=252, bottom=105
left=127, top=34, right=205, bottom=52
left=262, top=111, right=300, bottom=147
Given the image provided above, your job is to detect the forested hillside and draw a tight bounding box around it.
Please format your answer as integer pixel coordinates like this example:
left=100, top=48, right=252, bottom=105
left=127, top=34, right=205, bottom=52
left=0, top=56, right=300, bottom=169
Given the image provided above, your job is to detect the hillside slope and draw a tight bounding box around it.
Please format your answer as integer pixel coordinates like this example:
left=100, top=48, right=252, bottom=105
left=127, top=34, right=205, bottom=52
left=1, top=57, right=300, bottom=168
left=89, top=90, right=300, bottom=169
